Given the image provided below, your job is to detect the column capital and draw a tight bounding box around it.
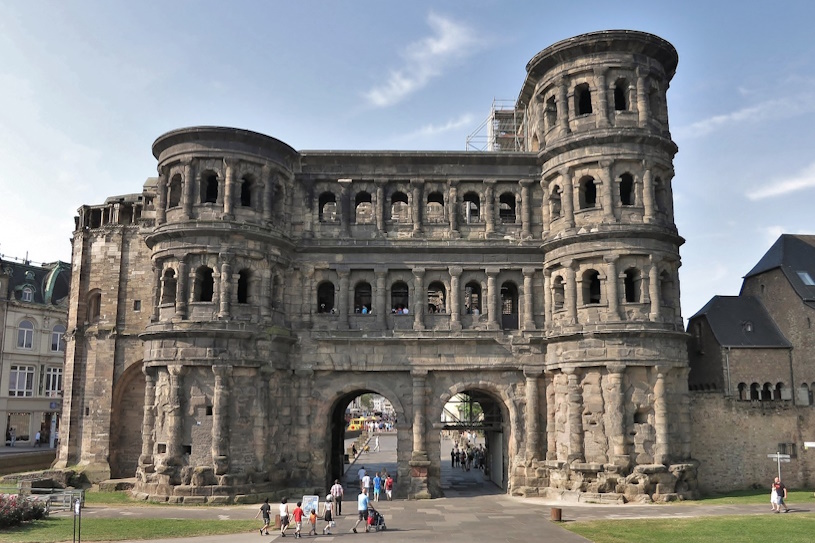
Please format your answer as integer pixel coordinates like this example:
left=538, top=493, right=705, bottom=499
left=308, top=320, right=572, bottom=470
left=603, top=255, right=619, bottom=264
left=599, top=159, right=613, bottom=169
left=168, top=364, right=185, bottom=377
left=520, top=178, right=535, bottom=188
left=485, top=267, right=500, bottom=277
left=522, top=267, right=537, bottom=277
left=374, top=266, right=388, bottom=277
left=448, top=266, right=463, bottom=277
left=336, top=266, right=351, bottom=277
left=212, top=364, right=233, bottom=379
left=447, top=178, right=460, bottom=187
left=411, top=369, right=428, bottom=378
left=375, top=178, right=388, bottom=187
left=223, top=156, right=238, bottom=169
left=523, top=366, right=544, bottom=378
left=636, top=66, right=648, bottom=78
left=412, top=267, right=426, bottom=277
left=593, top=66, right=608, bottom=77
left=410, top=178, right=424, bottom=187
left=484, top=178, right=497, bottom=186
left=558, top=167, right=570, bottom=178
left=607, top=363, right=626, bottom=374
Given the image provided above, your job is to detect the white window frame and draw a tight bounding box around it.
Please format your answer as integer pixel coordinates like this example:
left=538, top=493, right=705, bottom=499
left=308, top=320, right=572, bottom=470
left=21, top=287, right=33, bottom=302
left=44, top=367, right=63, bottom=397
left=17, top=320, right=34, bottom=349
left=51, top=324, right=66, bottom=352
left=9, top=365, right=35, bottom=397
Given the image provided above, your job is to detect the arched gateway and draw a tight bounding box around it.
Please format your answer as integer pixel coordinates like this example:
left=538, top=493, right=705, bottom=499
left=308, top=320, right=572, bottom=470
left=56, top=30, right=699, bottom=503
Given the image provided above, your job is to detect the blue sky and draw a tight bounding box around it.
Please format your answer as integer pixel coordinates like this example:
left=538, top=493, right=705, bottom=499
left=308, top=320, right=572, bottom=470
left=1, top=0, right=814, bottom=320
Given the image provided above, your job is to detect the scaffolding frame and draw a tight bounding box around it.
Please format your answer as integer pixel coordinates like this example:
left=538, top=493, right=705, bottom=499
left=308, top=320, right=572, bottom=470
left=465, top=99, right=527, bottom=152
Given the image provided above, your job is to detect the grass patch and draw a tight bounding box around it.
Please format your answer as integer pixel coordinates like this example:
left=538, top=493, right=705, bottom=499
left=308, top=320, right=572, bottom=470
left=682, top=488, right=815, bottom=505
left=565, top=514, right=815, bottom=543
left=82, top=490, right=147, bottom=506
left=0, top=517, right=258, bottom=543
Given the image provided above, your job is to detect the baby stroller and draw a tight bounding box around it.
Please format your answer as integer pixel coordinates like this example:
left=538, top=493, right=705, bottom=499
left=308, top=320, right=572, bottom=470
left=367, top=506, right=386, bottom=531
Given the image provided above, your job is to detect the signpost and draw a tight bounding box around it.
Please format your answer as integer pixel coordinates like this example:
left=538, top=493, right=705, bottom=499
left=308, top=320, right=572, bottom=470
left=767, top=452, right=790, bottom=480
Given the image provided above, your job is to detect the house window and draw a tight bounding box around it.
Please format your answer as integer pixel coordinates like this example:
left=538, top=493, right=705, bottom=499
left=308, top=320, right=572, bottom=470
left=553, top=276, right=565, bottom=310
left=21, top=287, right=33, bottom=302
left=9, top=365, right=35, bottom=397
left=240, top=175, right=253, bottom=207
left=87, top=291, right=101, bottom=322
left=575, top=83, right=592, bottom=115
left=549, top=186, right=562, bottom=219
left=427, top=281, right=446, bottom=313
left=237, top=269, right=251, bottom=304
left=167, top=174, right=182, bottom=208
left=614, top=79, right=629, bottom=111
left=45, top=367, right=63, bottom=397
left=545, top=96, right=557, bottom=130
left=797, top=271, right=815, bottom=286
left=426, top=192, right=445, bottom=223
left=464, top=281, right=481, bottom=314
left=624, top=268, right=641, bottom=303
left=17, top=320, right=34, bottom=349
left=161, top=269, right=177, bottom=305
left=51, top=324, right=66, bottom=352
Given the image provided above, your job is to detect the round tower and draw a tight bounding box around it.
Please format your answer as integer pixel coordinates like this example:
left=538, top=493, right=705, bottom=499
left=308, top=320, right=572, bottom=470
left=135, top=127, right=299, bottom=499
left=518, top=31, right=697, bottom=500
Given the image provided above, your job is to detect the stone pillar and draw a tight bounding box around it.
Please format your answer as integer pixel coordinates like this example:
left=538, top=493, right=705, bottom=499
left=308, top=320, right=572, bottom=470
left=375, top=179, right=386, bottom=236
left=605, top=256, right=620, bottom=321
left=412, top=267, right=425, bottom=331
left=653, top=370, right=669, bottom=465
left=340, top=178, right=352, bottom=237
left=636, top=67, right=649, bottom=127
left=138, top=367, right=156, bottom=470
left=522, top=267, right=536, bottom=330
left=557, top=77, right=571, bottom=136
left=212, top=365, right=231, bottom=475
left=303, top=266, right=314, bottom=328
left=524, top=367, right=543, bottom=460
left=411, top=178, right=423, bottom=237
left=260, top=269, right=271, bottom=318
left=599, top=160, right=615, bottom=222
left=338, top=268, right=350, bottom=330
left=561, top=168, right=575, bottom=228
left=182, top=160, right=194, bottom=220
left=262, top=165, right=274, bottom=223
left=565, top=367, right=584, bottom=463
left=564, top=262, right=578, bottom=324
left=156, top=169, right=167, bottom=225
left=665, top=172, right=676, bottom=222
left=151, top=265, right=161, bottom=322
left=545, top=373, right=556, bottom=460
left=520, top=179, right=533, bottom=238
left=447, top=179, right=459, bottom=237
left=594, top=68, right=610, bottom=128
left=375, top=268, right=387, bottom=329
left=218, top=255, right=232, bottom=319
left=166, top=365, right=185, bottom=466
left=449, top=267, right=462, bottom=331
left=409, top=370, right=431, bottom=498
left=486, top=268, right=500, bottom=330
left=543, top=268, right=552, bottom=329
left=175, top=260, right=188, bottom=319
left=642, top=163, right=655, bottom=223
left=648, top=259, right=661, bottom=321
left=540, top=178, right=549, bottom=236
left=223, top=158, right=235, bottom=219
left=676, top=367, right=692, bottom=460
left=606, top=364, right=629, bottom=465
left=484, top=180, right=496, bottom=235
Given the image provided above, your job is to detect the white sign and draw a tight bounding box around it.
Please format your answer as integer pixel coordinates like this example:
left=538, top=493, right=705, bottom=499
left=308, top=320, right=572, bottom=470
left=804, top=442, right=815, bottom=450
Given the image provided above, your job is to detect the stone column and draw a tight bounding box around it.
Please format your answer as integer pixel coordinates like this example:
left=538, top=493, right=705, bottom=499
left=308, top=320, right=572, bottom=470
left=520, top=179, right=533, bottom=238
left=411, top=178, right=423, bottom=237
left=605, top=256, right=620, bottom=321
left=524, top=367, right=543, bottom=460
left=642, top=162, right=655, bottom=223
left=564, top=261, right=578, bottom=324
left=648, top=259, right=661, bottom=321
left=447, top=179, right=459, bottom=237
left=409, top=370, right=431, bottom=498
left=653, top=370, right=669, bottom=465
left=449, top=267, right=462, bottom=331
left=561, top=168, right=575, bottom=228
left=484, top=180, right=496, bottom=235
left=262, top=165, right=274, bottom=223
left=303, top=266, right=314, bottom=328
left=412, top=267, right=425, bottom=331
left=182, top=160, right=194, bottom=220
left=606, top=364, right=628, bottom=465
left=375, top=179, right=386, bottom=236
left=522, top=267, right=536, bottom=330
left=636, top=67, right=650, bottom=127
left=543, top=268, right=552, bottom=329
left=223, top=158, right=235, bottom=219
left=545, top=373, right=557, bottom=460
left=156, top=169, right=167, bottom=225
left=151, top=265, right=161, bottom=322
left=594, top=68, right=610, bottom=128
left=138, top=367, right=156, bottom=470
left=557, top=77, right=571, bottom=136
left=338, top=268, right=350, bottom=330
left=260, top=269, right=271, bottom=318
left=166, top=365, right=185, bottom=466
left=540, top=178, right=549, bottom=236
left=486, top=268, right=500, bottom=330
left=212, top=365, right=231, bottom=475
left=665, top=172, right=676, bottom=222
left=599, top=160, right=615, bottom=222
left=340, top=178, right=352, bottom=237
left=218, top=255, right=232, bottom=319
left=375, top=268, right=387, bottom=329
left=565, top=367, right=584, bottom=463
left=175, top=260, right=188, bottom=319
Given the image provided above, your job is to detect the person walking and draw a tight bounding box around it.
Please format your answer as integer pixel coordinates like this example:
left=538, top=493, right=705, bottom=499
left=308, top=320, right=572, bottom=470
left=373, top=472, right=382, bottom=502
left=351, top=488, right=370, bottom=533
left=279, top=498, right=291, bottom=537
left=255, top=498, right=272, bottom=535
left=362, top=472, right=371, bottom=495
left=330, top=479, right=344, bottom=516
left=373, top=435, right=380, bottom=452
left=384, top=474, right=394, bottom=501
left=772, top=476, right=790, bottom=513
left=292, top=501, right=305, bottom=538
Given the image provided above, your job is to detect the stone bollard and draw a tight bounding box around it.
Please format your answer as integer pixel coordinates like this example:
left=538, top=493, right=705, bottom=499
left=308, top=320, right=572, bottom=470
left=550, top=507, right=562, bottom=522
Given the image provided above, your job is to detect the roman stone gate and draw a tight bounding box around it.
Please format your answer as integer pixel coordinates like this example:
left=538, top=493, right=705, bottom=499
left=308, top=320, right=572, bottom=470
left=56, top=30, right=699, bottom=503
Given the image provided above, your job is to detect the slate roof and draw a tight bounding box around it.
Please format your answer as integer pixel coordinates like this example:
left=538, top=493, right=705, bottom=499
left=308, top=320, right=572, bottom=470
left=744, top=234, right=815, bottom=306
left=0, top=258, right=71, bottom=307
left=689, top=295, right=790, bottom=348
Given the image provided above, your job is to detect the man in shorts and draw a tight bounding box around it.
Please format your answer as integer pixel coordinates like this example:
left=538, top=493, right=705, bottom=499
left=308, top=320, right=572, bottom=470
left=351, top=488, right=370, bottom=533
left=279, top=498, right=290, bottom=537
left=255, top=497, right=272, bottom=535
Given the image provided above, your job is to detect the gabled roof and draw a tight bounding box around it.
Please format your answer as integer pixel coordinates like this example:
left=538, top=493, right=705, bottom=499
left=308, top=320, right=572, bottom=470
left=689, top=295, right=790, bottom=348
left=744, top=234, right=815, bottom=304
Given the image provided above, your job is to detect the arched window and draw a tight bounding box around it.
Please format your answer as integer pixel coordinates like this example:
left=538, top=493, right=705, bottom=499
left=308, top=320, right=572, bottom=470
left=499, top=193, right=516, bottom=223
left=619, top=173, right=634, bottom=206
left=317, top=282, right=335, bottom=313
left=240, top=175, right=254, bottom=207
left=426, top=192, right=445, bottom=223
left=464, top=281, right=481, bottom=314
left=500, top=282, right=518, bottom=330
left=161, top=269, right=176, bottom=305
left=614, top=78, right=628, bottom=111
left=21, top=287, right=33, bottom=302
left=319, top=192, right=337, bottom=222
left=87, top=291, right=101, bottom=323
left=579, top=176, right=597, bottom=209
left=462, top=192, right=480, bottom=223
left=167, top=174, right=182, bottom=208
left=391, top=192, right=409, bottom=222
left=774, top=382, right=784, bottom=401
left=761, top=382, right=773, bottom=401
left=799, top=383, right=813, bottom=406
left=201, top=171, right=219, bottom=204
left=553, top=276, right=565, bottom=310
left=750, top=382, right=760, bottom=400
left=271, top=274, right=282, bottom=309
left=660, top=270, right=674, bottom=307
left=237, top=269, right=251, bottom=304
left=549, top=185, right=562, bottom=219
left=51, top=324, right=66, bottom=352
left=355, top=192, right=373, bottom=224
left=17, top=320, right=34, bottom=349
left=391, top=281, right=409, bottom=312
left=354, top=282, right=372, bottom=313
left=624, top=268, right=641, bottom=303
left=194, top=266, right=214, bottom=302
left=427, top=281, right=446, bottom=313
left=583, top=270, right=601, bottom=305
left=737, top=382, right=748, bottom=401
left=575, top=83, right=592, bottom=115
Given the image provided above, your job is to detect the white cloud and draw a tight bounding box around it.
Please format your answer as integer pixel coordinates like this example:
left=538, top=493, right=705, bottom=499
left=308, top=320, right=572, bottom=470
left=745, top=161, right=815, bottom=200
left=364, top=13, right=481, bottom=108
left=399, top=113, right=474, bottom=141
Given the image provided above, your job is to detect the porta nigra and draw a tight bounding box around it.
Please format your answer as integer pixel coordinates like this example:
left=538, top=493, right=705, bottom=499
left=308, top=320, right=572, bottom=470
left=55, top=30, right=699, bottom=503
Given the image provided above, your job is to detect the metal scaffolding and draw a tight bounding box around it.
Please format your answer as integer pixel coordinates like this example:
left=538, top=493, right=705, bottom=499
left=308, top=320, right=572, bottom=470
left=465, top=99, right=526, bottom=152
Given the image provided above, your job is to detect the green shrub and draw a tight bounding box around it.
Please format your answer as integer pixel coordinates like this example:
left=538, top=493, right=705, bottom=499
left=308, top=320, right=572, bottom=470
left=0, top=494, right=48, bottom=528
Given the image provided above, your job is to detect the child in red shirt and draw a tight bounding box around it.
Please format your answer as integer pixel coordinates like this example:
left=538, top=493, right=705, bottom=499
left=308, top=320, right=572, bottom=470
left=292, top=502, right=304, bottom=538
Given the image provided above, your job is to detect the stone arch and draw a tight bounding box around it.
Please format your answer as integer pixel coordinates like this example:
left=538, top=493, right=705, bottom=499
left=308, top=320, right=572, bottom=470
left=110, top=361, right=146, bottom=478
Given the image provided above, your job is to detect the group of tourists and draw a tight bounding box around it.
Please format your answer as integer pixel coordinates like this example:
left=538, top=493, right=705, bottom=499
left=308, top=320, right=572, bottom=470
left=451, top=444, right=485, bottom=471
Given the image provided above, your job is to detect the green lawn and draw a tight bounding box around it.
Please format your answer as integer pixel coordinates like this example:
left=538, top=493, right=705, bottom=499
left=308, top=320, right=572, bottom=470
left=1, top=517, right=259, bottom=543
left=565, top=514, right=815, bottom=543
left=681, top=488, right=814, bottom=505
